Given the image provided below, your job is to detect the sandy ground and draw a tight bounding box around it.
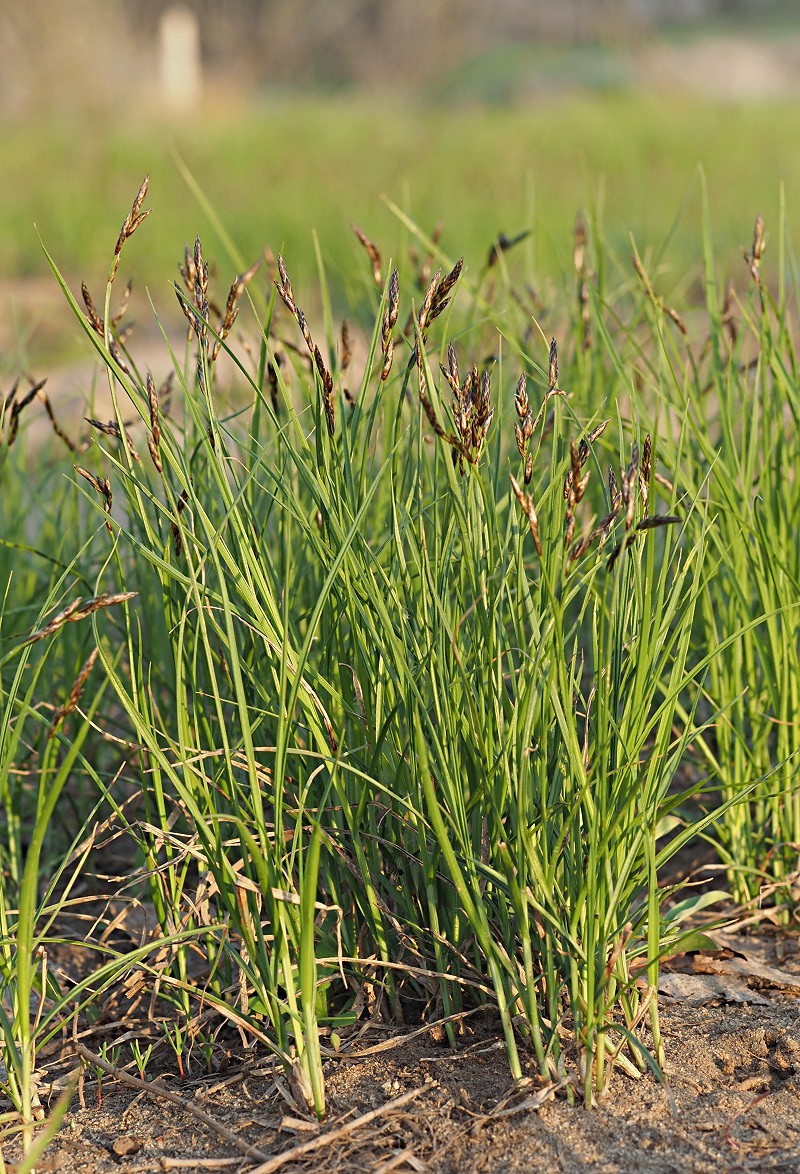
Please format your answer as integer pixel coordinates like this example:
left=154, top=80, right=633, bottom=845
left=5, top=925, right=799, bottom=1174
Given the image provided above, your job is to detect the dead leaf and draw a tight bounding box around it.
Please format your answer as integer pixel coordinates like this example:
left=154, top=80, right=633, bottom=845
left=658, top=972, right=772, bottom=1006
left=698, top=933, right=800, bottom=991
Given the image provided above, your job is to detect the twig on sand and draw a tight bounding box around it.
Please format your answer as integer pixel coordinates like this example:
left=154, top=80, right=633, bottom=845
left=246, top=1086, right=425, bottom=1174
left=74, top=1043, right=269, bottom=1163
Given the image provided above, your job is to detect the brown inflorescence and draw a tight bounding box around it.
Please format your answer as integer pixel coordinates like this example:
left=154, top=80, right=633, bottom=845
left=85, top=416, right=141, bottom=464
left=632, top=253, right=687, bottom=336
left=146, top=372, right=162, bottom=474
left=745, top=212, right=766, bottom=286
left=514, top=373, right=534, bottom=485
left=210, top=257, right=262, bottom=364
left=509, top=474, right=542, bottom=557
left=25, top=592, right=137, bottom=646
left=437, top=343, right=494, bottom=474
left=75, top=465, right=114, bottom=533
left=574, top=212, right=594, bottom=351
left=351, top=223, right=383, bottom=289
left=3, top=377, right=46, bottom=448
left=381, top=268, right=400, bottom=382
left=110, top=176, right=150, bottom=285
left=275, top=255, right=336, bottom=437
left=49, top=648, right=99, bottom=739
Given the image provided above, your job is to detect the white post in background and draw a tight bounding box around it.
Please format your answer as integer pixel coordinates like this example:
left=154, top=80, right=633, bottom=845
left=159, top=6, right=202, bottom=114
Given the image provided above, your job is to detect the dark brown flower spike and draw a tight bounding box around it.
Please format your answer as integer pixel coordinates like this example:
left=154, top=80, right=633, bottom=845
left=745, top=213, right=766, bottom=286
left=352, top=223, right=383, bottom=288
left=25, top=592, right=137, bottom=646
left=211, top=257, right=262, bottom=362
left=510, top=474, right=542, bottom=557
left=548, top=338, right=558, bottom=392
left=381, top=268, right=400, bottom=382
left=276, top=254, right=335, bottom=436
left=49, top=648, right=99, bottom=738
left=111, top=176, right=150, bottom=284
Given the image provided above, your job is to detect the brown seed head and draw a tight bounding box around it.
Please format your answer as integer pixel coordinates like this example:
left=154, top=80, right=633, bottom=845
left=111, top=280, right=133, bottom=329
left=639, top=434, right=652, bottom=513
left=351, top=223, right=383, bottom=288
left=722, top=285, right=738, bottom=345
left=381, top=268, right=400, bottom=381
left=608, top=466, right=620, bottom=510
left=6, top=377, right=46, bottom=447
left=429, top=258, right=463, bottom=326
left=574, top=212, right=587, bottom=273
left=745, top=213, right=766, bottom=285
left=548, top=338, right=558, bottom=392
left=25, top=592, right=137, bottom=645
left=620, top=443, right=640, bottom=531
left=340, top=320, right=352, bottom=373
left=49, top=647, right=99, bottom=738
left=146, top=373, right=162, bottom=473
left=82, top=284, right=105, bottom=336
left=417, top=269, right=440, bottom=337
left=85, top=417, right=141, bottom=463
left=471, top=368, right=494, bottom=451
left=441, top=342, right=460, bottom=397
left=111, top=176, right=150, bottom=282
left=487, top=230, right=530, bottom=269
left=510, top=474, right=542, bottom=557
left=275, top=256, right=335, bottom=434
left=212, top=257, right=261, bottom=361
left=514, top=373, right=529, bottom=421
left=180, top=242, right=197, bottom=293
left=75, top=466, right=113, bottom=521
left=276, top=255, right=296, bottom=314
left=387, top=267, right=400, bottom=331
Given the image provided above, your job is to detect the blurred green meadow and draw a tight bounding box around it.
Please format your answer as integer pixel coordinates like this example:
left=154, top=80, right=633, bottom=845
left=3, top=90, right=800, bottom=367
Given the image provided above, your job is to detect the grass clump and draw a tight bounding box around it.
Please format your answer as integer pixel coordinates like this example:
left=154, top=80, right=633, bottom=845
left=1, top=173, right=798, bottom=1159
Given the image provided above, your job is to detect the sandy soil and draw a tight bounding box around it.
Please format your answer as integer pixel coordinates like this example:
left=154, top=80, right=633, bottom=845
left=6, top=924, right=799, bottom=1174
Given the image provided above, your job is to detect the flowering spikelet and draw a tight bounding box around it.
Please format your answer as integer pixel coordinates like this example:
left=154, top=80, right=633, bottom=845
left=548, top=338, right=558, bottom=392
left=276, top=254, right=336, bottom=437
left=381, top=268, right=400, bottom=382
left=25, top=593, right=137, bottom=646
left=111, top=175, right=150, bottom=284
left=49, top=648, right=99, bottom=738
left=352, top=223, right=383, bottom=288
left=510, top=474, right=542, bottom=557
left=146, top=372, right=162, bottom=474
left=745, top=212, right=766, bottom=286
left=212, top=257, right=262, bottom=362
left=514, top=373, right=533, bottom=485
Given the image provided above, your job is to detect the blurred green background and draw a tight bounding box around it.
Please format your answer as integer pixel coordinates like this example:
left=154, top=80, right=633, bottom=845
left=2, top=0, right=799, bottom=367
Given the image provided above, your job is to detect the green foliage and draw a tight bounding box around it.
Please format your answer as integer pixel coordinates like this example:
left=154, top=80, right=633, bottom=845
left=1, top=161, right=799, bottom=1162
